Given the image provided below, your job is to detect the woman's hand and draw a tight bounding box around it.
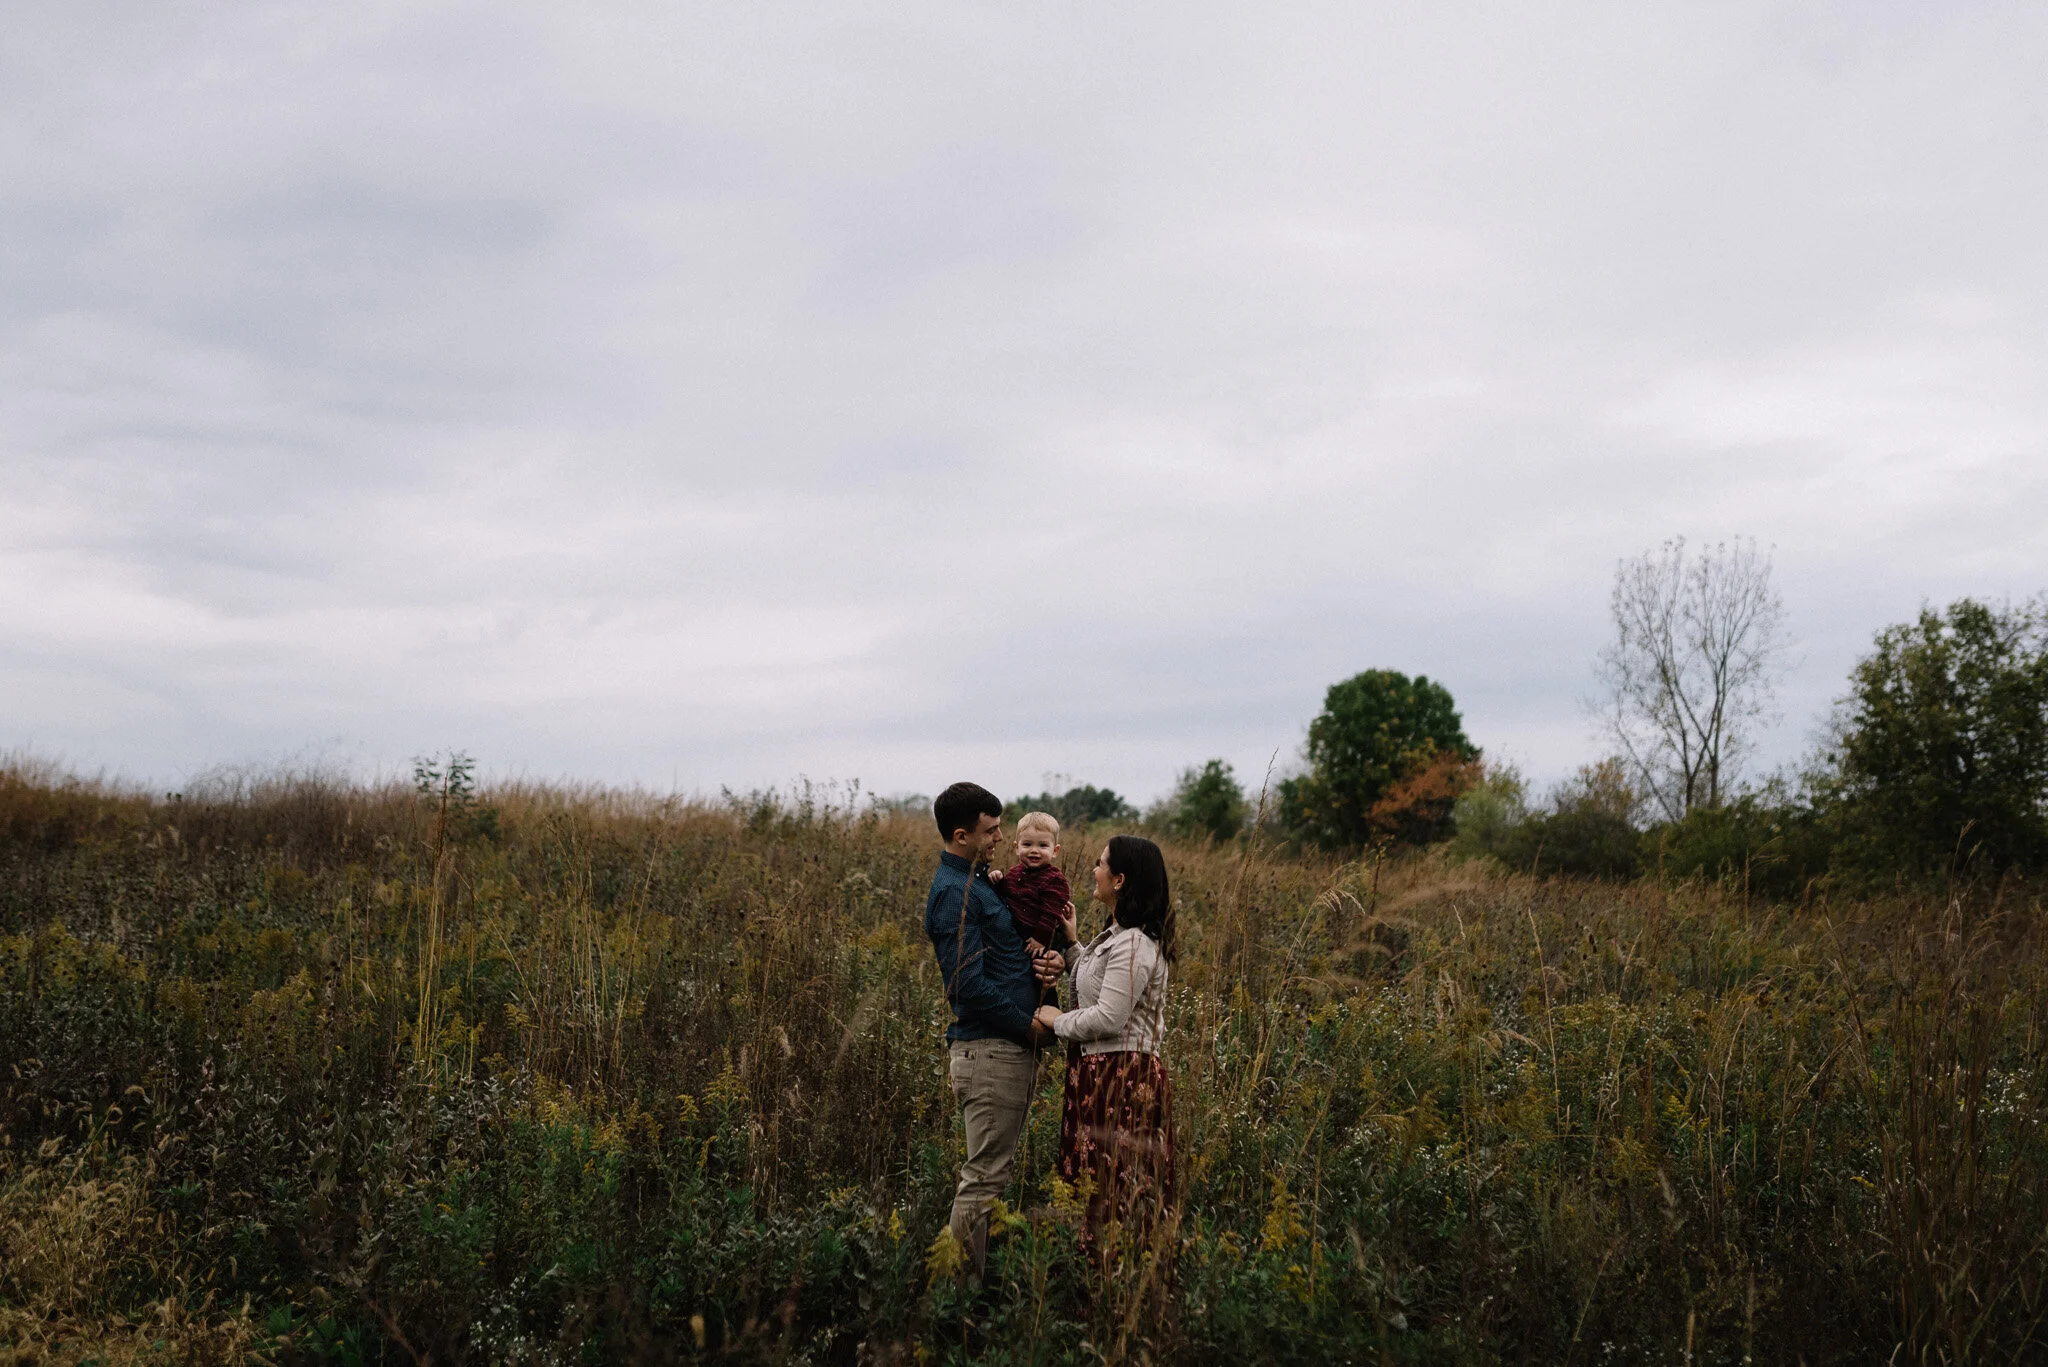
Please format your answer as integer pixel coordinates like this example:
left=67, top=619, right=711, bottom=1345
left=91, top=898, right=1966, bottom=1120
left=1059, top=900, right=1079, bottom=945
left=1033, top=1004, right=1062, bottom=1032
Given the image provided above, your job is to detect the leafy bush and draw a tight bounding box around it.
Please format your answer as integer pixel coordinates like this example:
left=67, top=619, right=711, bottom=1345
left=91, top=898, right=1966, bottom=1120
left=1495, top=759, right=1644, bottom=879
left=1446, top=762, right=1529, bottom=862
left=1646, top=788, right=1831, bottom=899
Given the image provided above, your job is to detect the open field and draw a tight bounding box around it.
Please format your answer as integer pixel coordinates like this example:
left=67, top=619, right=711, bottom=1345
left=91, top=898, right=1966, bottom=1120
left=2, top=764, right=2045, bottom=1364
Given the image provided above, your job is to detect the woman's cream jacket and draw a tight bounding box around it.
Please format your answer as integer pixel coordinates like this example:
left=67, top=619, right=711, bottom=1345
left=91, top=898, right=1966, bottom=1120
left=1051, top=922, right=1168, bottom=1057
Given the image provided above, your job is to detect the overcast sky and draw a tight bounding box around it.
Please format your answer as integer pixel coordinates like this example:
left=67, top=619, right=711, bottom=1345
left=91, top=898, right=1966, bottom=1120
left=4, top=2, right=2045, bottom=806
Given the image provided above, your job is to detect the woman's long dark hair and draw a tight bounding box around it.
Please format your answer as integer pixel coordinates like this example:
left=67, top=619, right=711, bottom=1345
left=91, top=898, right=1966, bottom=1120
left=1106, top=834, right=1175, bottom=964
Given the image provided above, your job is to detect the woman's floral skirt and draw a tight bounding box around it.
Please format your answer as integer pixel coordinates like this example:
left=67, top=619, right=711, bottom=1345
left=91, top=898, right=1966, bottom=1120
left=1056, top=1047, right=1175, bottom=1237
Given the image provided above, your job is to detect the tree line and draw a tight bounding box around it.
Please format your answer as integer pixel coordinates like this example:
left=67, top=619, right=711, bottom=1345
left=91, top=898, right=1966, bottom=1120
left=1150, top=540, right=2048, bottom=895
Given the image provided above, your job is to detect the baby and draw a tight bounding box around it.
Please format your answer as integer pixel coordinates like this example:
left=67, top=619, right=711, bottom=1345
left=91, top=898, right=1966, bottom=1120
left=988, top=811, right=1076, bottom=1004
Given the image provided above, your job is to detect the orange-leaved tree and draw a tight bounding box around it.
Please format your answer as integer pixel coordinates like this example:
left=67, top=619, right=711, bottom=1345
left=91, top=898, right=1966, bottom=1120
left=1364, top=747, right=1481, bottom=848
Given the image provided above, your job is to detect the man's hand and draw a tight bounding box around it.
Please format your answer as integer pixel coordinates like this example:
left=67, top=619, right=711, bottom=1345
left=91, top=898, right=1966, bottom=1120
left=1033, top=949, right=1064, bottom=985
left=1028, top=1016, right=1057, bottom=1046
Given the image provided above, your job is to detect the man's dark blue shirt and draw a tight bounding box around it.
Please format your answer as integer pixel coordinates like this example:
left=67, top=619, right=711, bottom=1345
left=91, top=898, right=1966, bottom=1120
left=925, top=850, right=1039, bottom=1047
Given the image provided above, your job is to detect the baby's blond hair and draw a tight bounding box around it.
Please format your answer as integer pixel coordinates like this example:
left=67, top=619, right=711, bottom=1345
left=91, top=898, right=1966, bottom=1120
left=1015, top=810, right=1061, bottom=838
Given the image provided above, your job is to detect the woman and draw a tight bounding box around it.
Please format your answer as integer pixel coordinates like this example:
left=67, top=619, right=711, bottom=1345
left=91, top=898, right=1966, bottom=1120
left=1033, top=834, right=1176, bottom=1249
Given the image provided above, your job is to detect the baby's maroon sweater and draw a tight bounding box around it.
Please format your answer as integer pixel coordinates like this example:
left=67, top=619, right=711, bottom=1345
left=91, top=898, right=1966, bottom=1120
left=996, top=861, right=1071, bottom=948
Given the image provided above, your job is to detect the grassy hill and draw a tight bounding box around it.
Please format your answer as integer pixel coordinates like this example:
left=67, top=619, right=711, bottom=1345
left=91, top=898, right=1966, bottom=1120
left=2, top=764, right=2044, bottom=1363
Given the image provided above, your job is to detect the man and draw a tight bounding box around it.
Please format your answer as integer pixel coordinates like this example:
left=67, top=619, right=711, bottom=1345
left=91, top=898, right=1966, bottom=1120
left=925, top=781, right=1063, bottom=1278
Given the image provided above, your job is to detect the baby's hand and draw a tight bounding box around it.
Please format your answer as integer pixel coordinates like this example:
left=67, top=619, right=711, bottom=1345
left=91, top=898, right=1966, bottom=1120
left=987, top=867, right=1004, bottom=882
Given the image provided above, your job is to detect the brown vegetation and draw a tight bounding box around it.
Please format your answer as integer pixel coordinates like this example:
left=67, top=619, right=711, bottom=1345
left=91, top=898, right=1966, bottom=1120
left=1, top=762, right=2044, bottom=1363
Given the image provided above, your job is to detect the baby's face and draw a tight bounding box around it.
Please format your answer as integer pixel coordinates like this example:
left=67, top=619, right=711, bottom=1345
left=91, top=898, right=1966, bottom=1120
left=1014, top=829, right=1059, bottom=867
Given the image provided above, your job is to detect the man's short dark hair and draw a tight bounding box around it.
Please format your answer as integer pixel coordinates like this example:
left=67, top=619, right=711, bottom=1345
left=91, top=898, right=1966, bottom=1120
left=934, top=782, right=1002, bottom=841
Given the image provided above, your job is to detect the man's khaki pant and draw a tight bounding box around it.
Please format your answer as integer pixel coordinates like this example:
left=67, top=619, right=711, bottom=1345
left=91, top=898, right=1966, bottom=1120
left=947, top=1038, right=1037, bottom=1276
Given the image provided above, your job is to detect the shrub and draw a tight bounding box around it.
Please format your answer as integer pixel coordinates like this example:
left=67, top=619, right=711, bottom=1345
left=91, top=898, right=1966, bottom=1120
left=1648, top=787, right=1829, bottom=898
left=1497, top=759, right=1644, bottom=879
left=1446, top=761, right=1529, bottom=862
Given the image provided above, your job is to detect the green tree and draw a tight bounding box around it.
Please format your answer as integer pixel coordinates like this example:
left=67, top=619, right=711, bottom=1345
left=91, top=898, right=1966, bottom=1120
left=1004, top=784, right=1139, bottom=828
left=1280, top=669, right=1477, bottom=849
left=1816, top=598, right=2048, bottom=876
left=1156, top=759, right=1248, bottom=841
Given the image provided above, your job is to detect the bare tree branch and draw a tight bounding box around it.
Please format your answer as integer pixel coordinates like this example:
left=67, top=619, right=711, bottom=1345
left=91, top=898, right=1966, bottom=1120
left=1594, top=537, right=1789, bottom=822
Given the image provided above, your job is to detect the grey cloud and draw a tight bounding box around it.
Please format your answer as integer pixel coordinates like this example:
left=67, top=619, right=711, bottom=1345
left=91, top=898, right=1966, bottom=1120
left=3, top=1, right=2046, bottom=805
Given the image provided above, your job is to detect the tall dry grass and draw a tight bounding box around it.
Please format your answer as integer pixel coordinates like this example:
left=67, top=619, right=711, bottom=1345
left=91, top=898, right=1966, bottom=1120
left=1, top=760, right=2044, bottom=1363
